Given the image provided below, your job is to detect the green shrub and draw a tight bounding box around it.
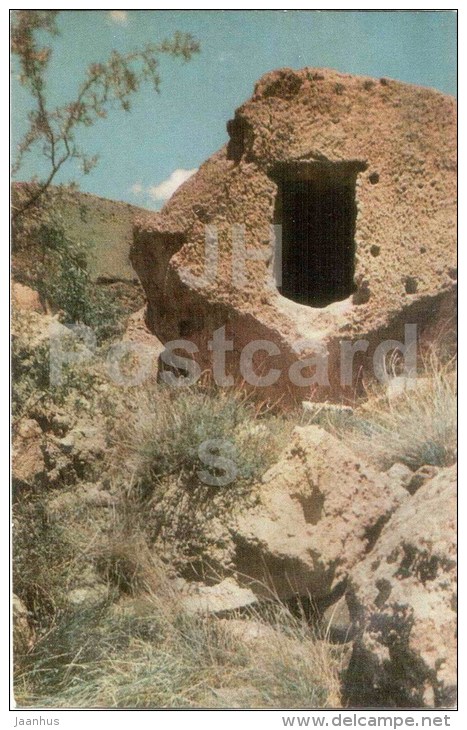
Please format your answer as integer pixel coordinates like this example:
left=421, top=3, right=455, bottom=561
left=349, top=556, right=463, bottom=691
left=33, top=221, right=123, bottom=341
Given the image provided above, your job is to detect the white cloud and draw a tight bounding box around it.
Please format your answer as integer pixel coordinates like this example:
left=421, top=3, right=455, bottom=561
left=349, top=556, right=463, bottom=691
left=148, top=168, right=198, bottom=201
left=108, top=10, right=128, bottom=26
left=130, top=182, right=143, bottom=196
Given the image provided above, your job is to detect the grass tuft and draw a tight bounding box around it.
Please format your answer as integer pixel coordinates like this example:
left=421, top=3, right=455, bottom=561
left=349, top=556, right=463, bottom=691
left=306, top=351, right=456, bottom=471
left=15, top=568, right=344, bottom=709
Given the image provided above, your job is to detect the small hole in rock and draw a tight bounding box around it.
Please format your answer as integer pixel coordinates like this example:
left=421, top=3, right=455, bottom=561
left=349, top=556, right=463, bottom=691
left=404, top=277, right=418, bottom=295
left=370, top=245, right=381, bottom=257
left=369, top=172, right=380, bottom=185
left=353, top=282, right=371, bottom=305
left=448, top=267, right=457, bottom=281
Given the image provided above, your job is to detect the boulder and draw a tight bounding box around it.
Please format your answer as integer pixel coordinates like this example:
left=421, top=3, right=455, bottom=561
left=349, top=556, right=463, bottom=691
left=179, top=577, right=258, bottom=615
left=232, top=426, right=407, bottom=601
left=56, top=425, right=106, bottom=464
left=132, top=68, right=456, bottom=405
left=67, top=584, right=109, bottom=609
left=344, top=465, right=456, bottom=708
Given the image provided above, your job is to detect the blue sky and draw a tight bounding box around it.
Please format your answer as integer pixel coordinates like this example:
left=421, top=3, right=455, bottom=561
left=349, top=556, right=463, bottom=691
left=11, top=9, right=457, bottom=210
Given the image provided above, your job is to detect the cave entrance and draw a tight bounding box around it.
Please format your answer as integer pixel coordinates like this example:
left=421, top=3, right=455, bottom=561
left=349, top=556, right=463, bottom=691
left=271, top=161, right=365, bottom=308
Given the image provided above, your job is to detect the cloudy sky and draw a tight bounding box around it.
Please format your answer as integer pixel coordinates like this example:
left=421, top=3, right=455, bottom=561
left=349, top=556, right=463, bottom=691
left=11, top=10, right=457, bottom=210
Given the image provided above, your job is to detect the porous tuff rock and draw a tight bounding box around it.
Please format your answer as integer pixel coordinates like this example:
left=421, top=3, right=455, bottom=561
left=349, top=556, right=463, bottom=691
left=344, top=465, right=457, bottom=708
left=231, top=426, right=407, bottom=601
left=132, top=68, right=456, bottom=404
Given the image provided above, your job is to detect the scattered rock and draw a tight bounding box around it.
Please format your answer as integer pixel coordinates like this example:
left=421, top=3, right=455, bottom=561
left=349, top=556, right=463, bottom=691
left=386, top=463, right=413, bottom=491
left=15, top=418, right=42, bottom=441
left=218, top=618, right=278, bottom=644
left=180, top=578, right=258, bottom=615
left=67, top=584, right=109, bottom=609
left=12, top=282, right=44, bottom=313
left=56, top=425, right=106, bottom=468
left=50, top=409, right=73, bottom=436
left=57, top=432, right=77, bottom=455
left=408, top=465, right=440, bottom=495
left=344, top=465, right=456, bottom=708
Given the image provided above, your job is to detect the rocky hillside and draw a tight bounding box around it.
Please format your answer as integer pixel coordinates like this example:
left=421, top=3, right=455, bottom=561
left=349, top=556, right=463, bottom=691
left=12, top=182, right=150, bottom=282
left=12, top=275, right=456, bottom=708
left=11, top=184, right=149, bottom=337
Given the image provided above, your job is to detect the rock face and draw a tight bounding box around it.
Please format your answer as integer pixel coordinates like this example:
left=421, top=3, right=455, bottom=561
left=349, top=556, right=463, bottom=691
left=232, top=426, right=407, bottom=601
left=12, top=282, right=45, bottom=314
left=344, top=466, right=457, bottom=708
left=13, top=594, right=35, bottom=658
left=132, top=67, right=456, bottom=404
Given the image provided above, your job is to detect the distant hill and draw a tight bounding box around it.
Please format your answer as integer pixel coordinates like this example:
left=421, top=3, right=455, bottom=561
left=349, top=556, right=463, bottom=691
left=12, top=183, right=155, bottom=283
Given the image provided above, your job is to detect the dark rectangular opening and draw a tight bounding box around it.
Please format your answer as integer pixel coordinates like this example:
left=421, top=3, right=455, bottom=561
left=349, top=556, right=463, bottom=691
left=272, top=162, right=363, bottom=308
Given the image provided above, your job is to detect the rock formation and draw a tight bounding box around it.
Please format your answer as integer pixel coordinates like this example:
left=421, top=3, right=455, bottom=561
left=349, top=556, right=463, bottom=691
left=132, top=67, right=456, bottom=404
left=344, top=466, right=457, bottom=708
left=232, top=426, right=407, bottom=601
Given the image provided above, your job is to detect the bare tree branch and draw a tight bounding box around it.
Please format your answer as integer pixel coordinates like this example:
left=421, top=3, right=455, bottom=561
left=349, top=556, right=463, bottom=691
left=11, top=11, right=200, bottom=220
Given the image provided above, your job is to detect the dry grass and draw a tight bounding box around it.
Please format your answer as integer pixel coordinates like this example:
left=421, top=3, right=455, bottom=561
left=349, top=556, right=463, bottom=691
left=106, top=384, right=294, bottom=578
left=308, top=350, right=456, bottom=471
left=114, top=384, right=293, bottom=490
left=15, top=544, right=344, bottom=709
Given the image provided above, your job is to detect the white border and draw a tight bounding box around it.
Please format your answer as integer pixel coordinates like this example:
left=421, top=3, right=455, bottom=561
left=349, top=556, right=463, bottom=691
left=4, top=4, right=461, bottom=727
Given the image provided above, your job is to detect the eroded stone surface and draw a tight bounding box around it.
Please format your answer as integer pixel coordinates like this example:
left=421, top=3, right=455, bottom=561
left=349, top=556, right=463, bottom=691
left=132, top=67, right=456, bottom=403
left=232, top=426, right=407, bottom=600
left=344, top=466, right=457, bottom=708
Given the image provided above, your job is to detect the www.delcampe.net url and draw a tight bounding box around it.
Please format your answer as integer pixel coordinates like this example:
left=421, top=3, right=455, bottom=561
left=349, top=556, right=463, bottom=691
left=281, top=716, right=453, bottom=727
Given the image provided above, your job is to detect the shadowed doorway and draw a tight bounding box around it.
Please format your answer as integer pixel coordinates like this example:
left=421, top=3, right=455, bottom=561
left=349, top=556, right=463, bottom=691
left=271, top=161, right=365, bottom=307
